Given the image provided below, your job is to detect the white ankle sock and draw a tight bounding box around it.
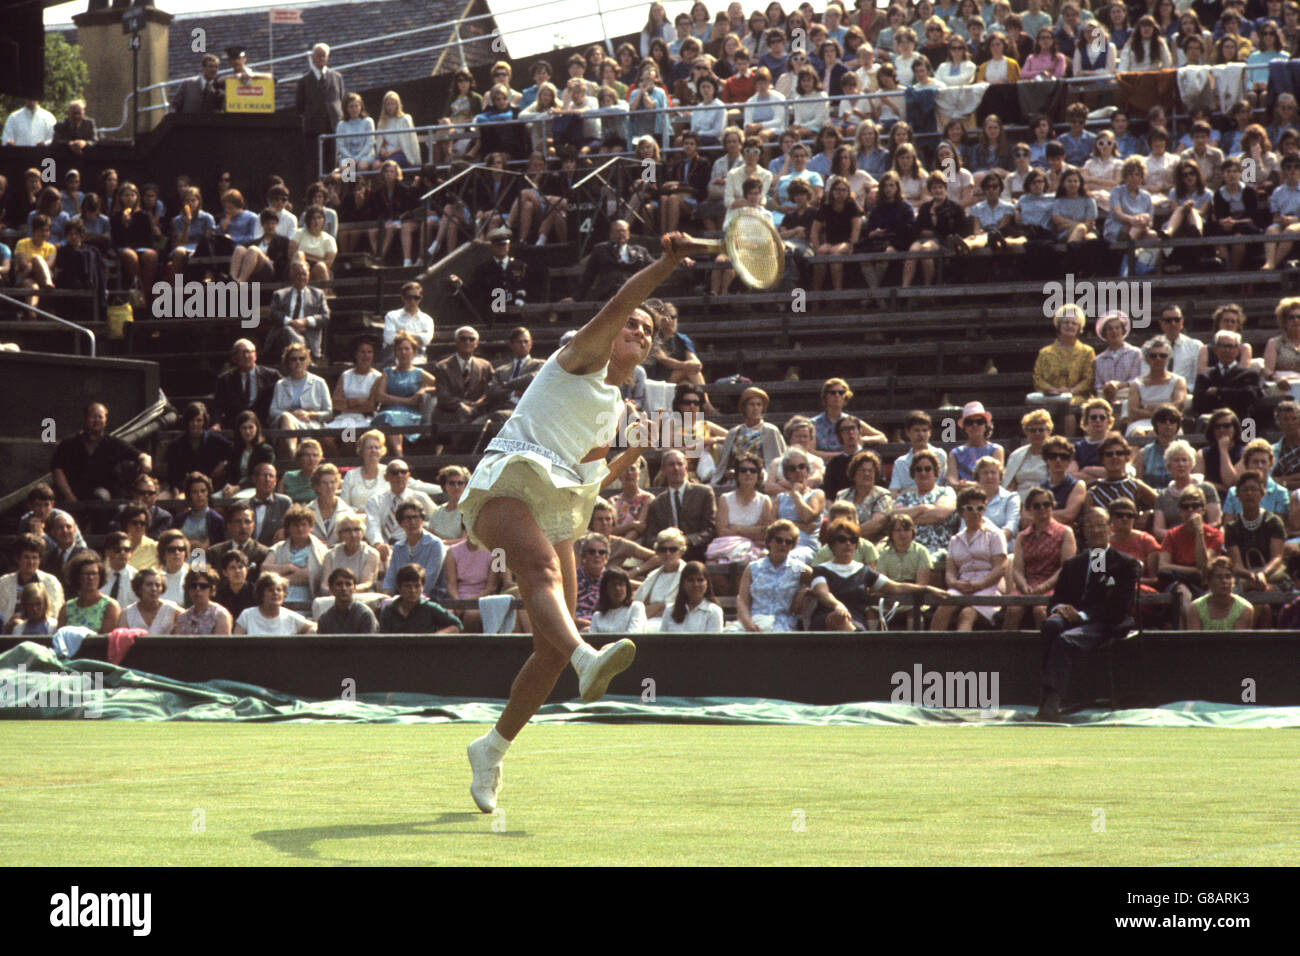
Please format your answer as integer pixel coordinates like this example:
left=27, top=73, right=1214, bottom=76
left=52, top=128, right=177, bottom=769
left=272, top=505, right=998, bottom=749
left=570, top=643, right=597, bottom=676
left=483, top=727, right=511, bottom=759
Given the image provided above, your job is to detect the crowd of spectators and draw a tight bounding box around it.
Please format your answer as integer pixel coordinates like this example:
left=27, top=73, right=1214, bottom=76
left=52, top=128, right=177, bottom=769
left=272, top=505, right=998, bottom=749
left=11, top=3, right=1300, bottom=639
left=10, top=279, right=1300, bottom=635
left=14, top=0, right=1300, bottom=295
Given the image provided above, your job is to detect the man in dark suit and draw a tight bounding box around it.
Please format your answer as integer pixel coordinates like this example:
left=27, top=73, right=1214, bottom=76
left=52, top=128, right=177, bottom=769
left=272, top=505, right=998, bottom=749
left=212, top=339, right=282, bottom=430
left=265, top=260, right=330, bottom=362
left=1192, top=330, right=1263, bottom=420
left=294, top=42, right=346, bottom=173
left=51, top=100, right=96, bottom=155
left=247, top=462, right=293, bottom=547
left=433, top=326, right=495, bottom=452
left=485, top=326, right=544, bottom=414
left=206, top=502, right=270, bottom=582
left=473, top=326, right=545, bottom=453
left=170, top=54, right=225, bottom=114
left=452, top=227, right=528, bottom=323
left=642, top=449, right=717, bottom=562
left=1037, top=508, right=1142, bottom=721
left=572, top=220, right=653, bottom=301
left=39, top=513, right=91, bottom=581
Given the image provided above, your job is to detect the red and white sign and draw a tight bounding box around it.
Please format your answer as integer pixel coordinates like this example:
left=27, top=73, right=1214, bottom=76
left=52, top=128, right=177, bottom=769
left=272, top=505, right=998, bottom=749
left=269, top=9, right=303, bottom=24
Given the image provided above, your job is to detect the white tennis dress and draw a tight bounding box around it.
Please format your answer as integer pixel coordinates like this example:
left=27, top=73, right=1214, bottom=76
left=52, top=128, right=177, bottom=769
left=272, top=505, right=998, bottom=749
left=460, top=350, right=622, bottom=544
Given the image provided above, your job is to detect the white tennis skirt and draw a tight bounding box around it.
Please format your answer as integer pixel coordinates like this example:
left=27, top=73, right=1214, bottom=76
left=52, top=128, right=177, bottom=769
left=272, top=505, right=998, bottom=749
left=460, top=446, right=607, bottom=546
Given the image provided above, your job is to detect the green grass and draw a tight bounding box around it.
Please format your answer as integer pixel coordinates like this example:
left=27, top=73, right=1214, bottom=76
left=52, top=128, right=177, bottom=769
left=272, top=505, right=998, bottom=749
left=2, top=723, right=1296, bottom=866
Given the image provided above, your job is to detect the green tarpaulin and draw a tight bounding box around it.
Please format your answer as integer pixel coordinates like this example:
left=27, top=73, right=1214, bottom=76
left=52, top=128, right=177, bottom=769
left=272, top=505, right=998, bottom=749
left=3, top=641, right=1298, bottom=727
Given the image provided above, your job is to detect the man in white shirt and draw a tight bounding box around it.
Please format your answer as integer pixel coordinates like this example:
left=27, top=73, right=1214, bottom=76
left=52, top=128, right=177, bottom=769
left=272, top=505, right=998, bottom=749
left=364, top=459, right=438, bottom=563
left=383, top=280, right=434, bottom=365
left=100, top=532, right=138, bottom=605
left=2, top=100, right=56, bottom=147
left=1156, top=305, right=1205, bottom=396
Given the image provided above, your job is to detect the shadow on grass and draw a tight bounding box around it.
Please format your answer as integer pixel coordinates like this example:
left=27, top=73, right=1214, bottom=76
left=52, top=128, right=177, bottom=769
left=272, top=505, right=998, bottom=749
left=252, top=813, right=528, bottom=863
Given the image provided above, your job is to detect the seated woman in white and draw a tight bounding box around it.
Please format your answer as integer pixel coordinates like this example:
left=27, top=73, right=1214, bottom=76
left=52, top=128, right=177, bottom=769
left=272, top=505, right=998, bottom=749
left=659, top=560, right=725, bottom=632
left=121, top=568, right=184, bottom=635
left=635, top=528, right=686, bottom=631
left=588, top=568, right=649, bottom=634
left=233, top=572, right=316, bottom=635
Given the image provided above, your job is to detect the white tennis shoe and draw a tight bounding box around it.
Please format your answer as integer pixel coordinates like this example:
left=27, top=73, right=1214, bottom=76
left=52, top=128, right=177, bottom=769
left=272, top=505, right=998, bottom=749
left=467, top=737, right=503, bottom=813
left=578, top=638, right=637, bottom=703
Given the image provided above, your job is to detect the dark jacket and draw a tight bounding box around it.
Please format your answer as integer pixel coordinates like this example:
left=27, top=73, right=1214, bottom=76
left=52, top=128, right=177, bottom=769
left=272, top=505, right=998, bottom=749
left=643, top=482, right=717, bottom=562
left=467, top=255, right=528, bottom=318
left=1192, top=364, right=1263, bottom=419
left=170, top=77, right=225, bottom=114
left=207, top=537, right=271, bottom=583
left=666, top=154, right=713, bottom=202
left=294, top=68, right=346, bottom=135
left=165, top=430, right=233, bottom=492
left=1212, top=184, right=1265, bottom=228
left=212, top=365, right=282, bottom=430
left=1048, top=546, right=1142, bottom=638
left=574, top=240, right=654, bottom=300
left=916, top=197, right=970, bottom=239
left=366, top=182, right=417, bottom=222
left=224, top=441, right=276, bottom=490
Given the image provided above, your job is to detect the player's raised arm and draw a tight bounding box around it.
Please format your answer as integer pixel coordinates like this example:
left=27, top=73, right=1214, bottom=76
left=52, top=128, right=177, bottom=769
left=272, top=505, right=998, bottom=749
left=559, top=233, right=693, bottom=375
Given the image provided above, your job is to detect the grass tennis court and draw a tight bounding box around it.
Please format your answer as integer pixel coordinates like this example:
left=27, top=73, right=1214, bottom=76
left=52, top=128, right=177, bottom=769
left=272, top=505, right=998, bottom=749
left=2, top=723, right=1296, bottom=866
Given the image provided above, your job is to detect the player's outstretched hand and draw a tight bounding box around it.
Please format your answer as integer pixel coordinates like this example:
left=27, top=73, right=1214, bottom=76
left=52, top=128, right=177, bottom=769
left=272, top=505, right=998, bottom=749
left=662, top=232, right=695, bottom=263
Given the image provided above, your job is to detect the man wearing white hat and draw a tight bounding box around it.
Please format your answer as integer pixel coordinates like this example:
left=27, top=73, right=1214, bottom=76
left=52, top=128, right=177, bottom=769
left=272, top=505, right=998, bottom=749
left=450, top=226, right=527, bottom=323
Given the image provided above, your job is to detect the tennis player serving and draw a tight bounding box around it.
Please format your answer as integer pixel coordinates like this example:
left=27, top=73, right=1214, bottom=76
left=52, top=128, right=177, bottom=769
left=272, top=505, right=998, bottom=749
left=460, top=232, right=695, bottom=812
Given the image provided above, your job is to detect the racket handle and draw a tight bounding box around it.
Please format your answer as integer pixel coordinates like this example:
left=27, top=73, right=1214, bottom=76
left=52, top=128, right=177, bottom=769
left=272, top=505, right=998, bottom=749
left=678, top=237, right=723, bottom=255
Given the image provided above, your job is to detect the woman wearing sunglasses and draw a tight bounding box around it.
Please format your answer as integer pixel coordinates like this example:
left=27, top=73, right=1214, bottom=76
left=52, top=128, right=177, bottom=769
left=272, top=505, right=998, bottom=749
left=172, top=567, right=233, bottom=635
left=1124, top=335, right=1187, bottom=437
left=736, top=519, right=811, bottom=632
left=1003, top=487, right=1075, bottom=631
left=928, top=486, right=1007, bottom=631
left=635, top=528, right=687, bottom=629
left=805, top=517, right=945, bottom=630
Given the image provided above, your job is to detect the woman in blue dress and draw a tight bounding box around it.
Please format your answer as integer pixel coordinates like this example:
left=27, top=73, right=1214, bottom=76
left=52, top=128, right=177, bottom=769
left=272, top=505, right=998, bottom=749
left=736, top=520, right=812, bottom=631
left=947, top=401, right=1005, bottom=485
left=773, top=449, right=826, bottom=564
left=371, top=330, right=437, bottom=458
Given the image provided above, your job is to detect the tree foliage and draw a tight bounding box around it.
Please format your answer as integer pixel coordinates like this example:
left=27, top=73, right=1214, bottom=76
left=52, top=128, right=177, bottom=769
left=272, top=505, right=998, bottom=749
left=1, top=34, right=89, bottom=120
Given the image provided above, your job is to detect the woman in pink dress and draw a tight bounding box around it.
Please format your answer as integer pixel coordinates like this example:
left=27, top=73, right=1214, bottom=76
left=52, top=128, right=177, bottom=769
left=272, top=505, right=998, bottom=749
left=930, top=486, right=1008, bottom=631
left=1003, top=486, right=1075, bottom=630
left=445, top=537, right=507, bottom=632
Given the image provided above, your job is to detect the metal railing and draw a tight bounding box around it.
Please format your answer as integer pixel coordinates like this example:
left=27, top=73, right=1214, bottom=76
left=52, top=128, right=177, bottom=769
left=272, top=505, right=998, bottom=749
left=0, top=292, right=96, bottom=358
left=314, top=73, right=1127, bottom=176
left=99, top=0, right=655, bottom=137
